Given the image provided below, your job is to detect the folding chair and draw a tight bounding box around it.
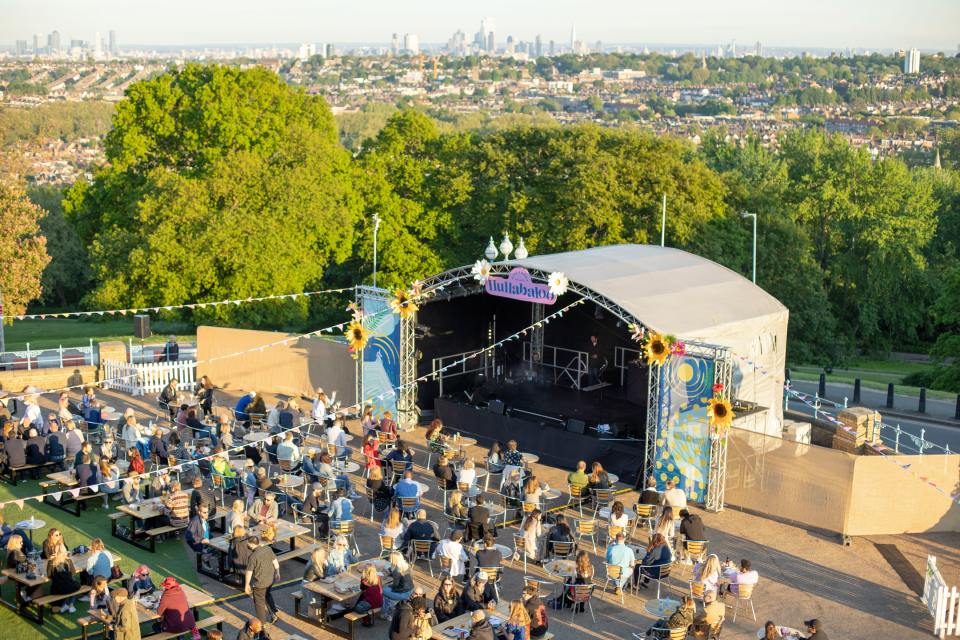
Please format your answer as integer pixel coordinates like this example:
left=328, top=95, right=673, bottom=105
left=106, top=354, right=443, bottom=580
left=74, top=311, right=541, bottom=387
left=575, top=519, right=598, bottom=553
left=379, top=534, right=397, bottom=559
left=568, top=584, right=596, bottom=624
left=600, top=563, right=626, bottom=604
left=329, top=519, right=360, bottom=556
left=438, top=555, right=453, bottom=577
left=410, top=539, right=435, bottom=577
left=592, top=488, right=614, bottom=517
left=512, top=533, right=528, bottom=573
left=478, top=566, right=503, bottom=600
left=682, top=540, right=709, bottom=573
left=632, top=503, right=657, bottom=541
left=291, top=505, right=319, bottom=539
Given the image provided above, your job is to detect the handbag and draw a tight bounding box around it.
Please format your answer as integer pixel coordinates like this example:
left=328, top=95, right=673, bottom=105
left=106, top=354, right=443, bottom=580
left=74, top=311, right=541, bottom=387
left=111, top=564, right=123, bottom=580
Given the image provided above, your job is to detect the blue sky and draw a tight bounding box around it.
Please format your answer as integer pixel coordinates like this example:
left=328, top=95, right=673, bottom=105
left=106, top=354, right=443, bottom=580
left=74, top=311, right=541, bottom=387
left=3, top=0, right=958, bottom=50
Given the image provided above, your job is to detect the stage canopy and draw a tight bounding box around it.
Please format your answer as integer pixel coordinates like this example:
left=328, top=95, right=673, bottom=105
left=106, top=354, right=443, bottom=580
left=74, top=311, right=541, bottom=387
left=503, top=244, right=789, bottom=435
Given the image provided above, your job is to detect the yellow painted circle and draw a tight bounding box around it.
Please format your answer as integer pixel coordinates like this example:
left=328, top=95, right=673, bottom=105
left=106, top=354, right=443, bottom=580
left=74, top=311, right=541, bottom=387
left=678, top=363, right=694, bottom=382
left=661, top=451, right=669, bottom=459
left=672, top=476, right=680, bottom=484
left=659, top=473, right=667, bottom=481
left=667, top=464, right=674, bottom=472
left=690, top=491, right=698, bottom=499
left=655, top=462, right=662, bottom=469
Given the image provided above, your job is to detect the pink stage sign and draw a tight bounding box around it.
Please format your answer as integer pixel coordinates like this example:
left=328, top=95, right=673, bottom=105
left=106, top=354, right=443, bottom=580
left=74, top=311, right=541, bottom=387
left=484, top=268, right=557, bottom=304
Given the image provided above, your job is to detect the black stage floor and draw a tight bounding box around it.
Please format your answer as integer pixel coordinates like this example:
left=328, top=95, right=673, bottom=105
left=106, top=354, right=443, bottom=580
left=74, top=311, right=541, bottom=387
left=486, top=381, right=642, bottom=433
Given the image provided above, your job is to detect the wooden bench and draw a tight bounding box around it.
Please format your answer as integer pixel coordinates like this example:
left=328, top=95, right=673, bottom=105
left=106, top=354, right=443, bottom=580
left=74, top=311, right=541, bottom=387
left=3, top=461, right=59, bottom=486
left=40, top=481, right=104, bottom=517
left=344, top=608, right=380, bottom=638
left=141, top=615, right=224, bottom=640
left=31, top=585, right=93, bottom=624
left=275, top=542, right=320, bottom=564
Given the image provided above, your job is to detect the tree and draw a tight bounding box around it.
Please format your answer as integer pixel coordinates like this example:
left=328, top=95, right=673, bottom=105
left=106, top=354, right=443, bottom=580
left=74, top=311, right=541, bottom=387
left=28, top=185, right=91, bottom=307
left=930, top=266, right=960, bottom=391
left=64, top=64, right=360, bottom=328
left=0, top=182, right=51, bottom=318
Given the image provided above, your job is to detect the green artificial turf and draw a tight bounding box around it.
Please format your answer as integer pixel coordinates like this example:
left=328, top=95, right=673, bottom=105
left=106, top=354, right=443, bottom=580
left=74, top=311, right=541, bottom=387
left=0, top=479, right=201, bottom=640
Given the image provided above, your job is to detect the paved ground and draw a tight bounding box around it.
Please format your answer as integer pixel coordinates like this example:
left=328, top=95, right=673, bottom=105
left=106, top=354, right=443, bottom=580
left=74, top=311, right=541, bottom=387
left=30, top=388, right=954, bottom=639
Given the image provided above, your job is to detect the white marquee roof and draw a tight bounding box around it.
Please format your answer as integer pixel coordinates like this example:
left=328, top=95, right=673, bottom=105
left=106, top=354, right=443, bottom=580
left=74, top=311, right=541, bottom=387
left=508, top=244, right=788, bottom=336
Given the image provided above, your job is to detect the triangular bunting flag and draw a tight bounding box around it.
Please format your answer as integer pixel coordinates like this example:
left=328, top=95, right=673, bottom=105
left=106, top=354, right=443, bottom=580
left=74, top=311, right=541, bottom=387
left=14, top=499, right=24, bottom=509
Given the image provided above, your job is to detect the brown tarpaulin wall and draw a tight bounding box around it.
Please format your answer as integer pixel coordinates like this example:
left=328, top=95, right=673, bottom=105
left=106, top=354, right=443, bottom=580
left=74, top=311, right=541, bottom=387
left=196, top=326, right=356, bottom=403
left=726, top=427, right=960, bottom=535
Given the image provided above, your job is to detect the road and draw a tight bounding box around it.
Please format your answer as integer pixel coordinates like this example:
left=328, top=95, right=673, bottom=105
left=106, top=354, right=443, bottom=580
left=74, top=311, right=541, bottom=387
left=789, top=380, right=960, bottom=454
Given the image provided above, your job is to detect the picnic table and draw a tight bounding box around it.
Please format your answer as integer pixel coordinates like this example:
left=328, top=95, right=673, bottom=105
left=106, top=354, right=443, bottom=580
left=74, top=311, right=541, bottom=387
left=83, top=583, right=217, bottom=640
left=42, top=460, right=130, bottom=517
left=110, top=492, right=227, bottom=553
left=432, top=601, right=554, bottom=639
left=201, top=520, right=311, bottom=585
left=292, top=559, right=390, bottom=639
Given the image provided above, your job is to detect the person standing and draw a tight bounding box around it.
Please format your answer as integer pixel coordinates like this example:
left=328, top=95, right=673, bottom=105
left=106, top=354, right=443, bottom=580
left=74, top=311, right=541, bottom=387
left=244, top=535, right=280, bottom=625
left=112, top=588, right=141, bottom=640
left=163, top=336, right=180, bottom=363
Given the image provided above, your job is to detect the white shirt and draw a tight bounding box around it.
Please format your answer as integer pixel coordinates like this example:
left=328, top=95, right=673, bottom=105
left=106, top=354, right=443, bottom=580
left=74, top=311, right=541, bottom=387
left=25, top=403, right=44, bottom=429
left=277, top=441, right=301, bottom=463
left=610, top=513, right=630, bottom=528
left=458, top=468, right=476, bottom=487
left=266, top=407, right=280, bottom=428
left=435, top=538, right=469, bottom=577
left=729, top=569, right=759, bottom=595
left=662, top=487, right=687, bottom=510
left=312, top=399, right=326, bottom=421
left=327, top=423, right=345, bottom=448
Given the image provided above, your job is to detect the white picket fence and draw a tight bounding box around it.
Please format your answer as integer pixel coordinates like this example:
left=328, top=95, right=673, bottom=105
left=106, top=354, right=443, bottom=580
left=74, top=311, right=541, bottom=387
left=924, top=556, right=960, bottom=637
left=102, top=360, right=196, bottom=396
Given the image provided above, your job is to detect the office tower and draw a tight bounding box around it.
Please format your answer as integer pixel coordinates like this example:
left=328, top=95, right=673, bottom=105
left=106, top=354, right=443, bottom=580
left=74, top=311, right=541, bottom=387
left=403, top=33, right=419, bottom=55
left=549, top=40, right=555, bottom=56
left=506, top=35, right=514, bottom=54
left=325, top=43, right=334, bottom=58
left=32, top=33, right=41, bottom=53
left=535, top=34, right=543, bottom=57
left=391, top=33, right=399, bottom=56
left=94, top=31, right=103, bottom=57
left=570, top=25, right=576, bottom=50
left=486, top=31, right=495, bottom=53
left=297, top=43, right=315, bottom=60
left=755, top=41, right=762, bottom=57
left=15, top=40, right=27, bottom=56
left=109, top=30, right=117, bottom=55
left=48, top=31, right=61, bottom=54
left=480, top=17, right=494, bottom=51
left=904, top=48, right=920, bottom=74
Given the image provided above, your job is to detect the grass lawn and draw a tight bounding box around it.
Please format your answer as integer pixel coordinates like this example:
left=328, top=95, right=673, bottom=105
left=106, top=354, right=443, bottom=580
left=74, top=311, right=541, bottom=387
left=0, top=479, right=201, bottom=640
left=791, top=366, right=956, bottom=400
left=3, top=319, right=195, bottom=351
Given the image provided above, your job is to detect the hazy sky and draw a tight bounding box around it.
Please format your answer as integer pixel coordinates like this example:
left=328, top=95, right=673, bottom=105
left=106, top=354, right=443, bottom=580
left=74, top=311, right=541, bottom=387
left=3, top=0, right=958, bottom=50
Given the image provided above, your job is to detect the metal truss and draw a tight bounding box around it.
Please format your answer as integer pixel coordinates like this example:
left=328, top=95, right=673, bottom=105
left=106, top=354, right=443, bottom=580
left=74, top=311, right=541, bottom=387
left=706, top=350, right=734, bottom=512
left=398, top=312, right=417, bottom=431
left=530, top=303, right=545, bottom=375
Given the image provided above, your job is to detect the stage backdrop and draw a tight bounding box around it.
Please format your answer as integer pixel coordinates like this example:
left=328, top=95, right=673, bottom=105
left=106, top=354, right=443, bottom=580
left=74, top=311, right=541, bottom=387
left=652, top=355, right=715, bottom=502
left=360, top=291, right=400, bottom=418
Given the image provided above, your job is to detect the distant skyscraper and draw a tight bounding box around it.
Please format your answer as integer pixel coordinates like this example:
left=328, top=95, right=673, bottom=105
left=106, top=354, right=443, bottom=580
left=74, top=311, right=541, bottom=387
left=570, top=26, right=576, bottom=50
left=448, top=29, right=466, bottom=56
left=486, top=31, right=495, bottom=53
left=94, top=31, right=103, bottom=57
left=109, top=30, right=117, bottom=55
left=15, top=40, right=27, bottom=56
left=297, top=43, right=315, bottom=60
left=403, top=33, right=420, bottom=55
left=48, top=30, right=61, bottom=54
left=535, top=34, right=543, bottom=58
left=506, top=35, right=515, bottom=55
left=755, top=41, right=762, bottom=57
left=325, top=43, right=334, bottom=58
left=391, top=33, right=399, bottom=56
left=480, top=17, right=494, bottom=50
left=32, top=33, right=41, bottom=53
left=904, top=48, right=920, bottom=74
left=549, top=40, right=555, bottom=56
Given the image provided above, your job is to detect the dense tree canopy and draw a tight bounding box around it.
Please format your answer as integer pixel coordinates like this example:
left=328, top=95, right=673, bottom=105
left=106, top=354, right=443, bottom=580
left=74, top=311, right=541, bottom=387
left=0, top=182, right=51, bottom=319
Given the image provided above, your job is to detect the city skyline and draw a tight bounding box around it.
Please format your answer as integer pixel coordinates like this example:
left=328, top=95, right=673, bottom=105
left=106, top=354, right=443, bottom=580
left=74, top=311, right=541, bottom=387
left=2, top=0, right=959, bottom=52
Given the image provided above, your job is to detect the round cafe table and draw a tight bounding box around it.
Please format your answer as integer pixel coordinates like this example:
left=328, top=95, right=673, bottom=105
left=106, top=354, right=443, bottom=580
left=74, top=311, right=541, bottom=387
left=756, top=628, right=804, bottom=639
left=335, top=460, right=361, bottom=474
left=15, top=518, right=45, bottom=543
left=414, top=481, right=430, bottom=496
left=542, top=488, right=562, bottom=502
left=275, top=475, right=305, bottom=490
left=644, top=598, right=680, bottom=617
left=608, top=473, right=620, bottom=485
left=449, top=435, right=477, bottom=447
left=543, top=559, right=576, bottom=581
left=493, top=543, right=513, bottom=560
left=243, top=432, right=271, bottom=444
left=521, top=453, right=539, bottom=464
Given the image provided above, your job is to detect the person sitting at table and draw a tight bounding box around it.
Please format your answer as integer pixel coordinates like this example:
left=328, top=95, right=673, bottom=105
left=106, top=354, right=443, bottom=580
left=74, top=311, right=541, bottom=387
left=466, top=609, right=495, bottom=640
left=100, top=434, right=119, bottom=463
left=654, top=507, right=676, bottom=548
left=42, top=527, right=69, bottom=559
left=761, top=621, right=782, bottom=640
left=228, top=525, right=252, bottom=576
left=86, top=538, right=115, bottom=583
left=359, top=405, right=376, bottom=438
left=74, top=440, right=94, bottom=469
left=148, top=427, right=169, bottom=464
left=567, top=460, right=590, bottom=493
left=158, top=379, right=179, bottom=422
left=226, top=499, right=248, bottom=534
left=61, top=421, right=84, bottom=470
left=644, top=596, right=695, bottom=638
left=150, top=468, right=171, bottom=498
left=678, top=508, right=706, bottom=545
left=99, top=458, right=122, bottom=507
left=301, top=447, right=320, bottom=482
left=486, top=441, right=504, bottom=474
left=521, top=508, right=544, bottom=564
left=661, top=478, right=687, bottom=511
left=381, top=551, right=414, bottom=615
left=163, top=480, right=191, bottom=528
left=47, top=546, right=80, bottom=614
left=522, top=585, right=549, bottom=638
left=347, top=563, right=383, bottom=619
left=425, top=419, right=446, bottom=452
left=381, top=506, right=406, bottom=541
left=120, top=445, right=142, bottom=473
left=190, top=476, right=218, bottom=519
left=385, top=439, right=414, bottom=477
left=88, top=575, right=113, bottom=611
left=248, top=491, right=279, bottom=526
left=725, top=558, right=760, bottom=599
left=393, top=470, right=422, bottom=511
left=361, top=434, right=381, bottom=472
left=234, top=391, right=256, bottom=427
left=211, top=451, right=236, bottom=487
left=467, top=494, right=494, bottom=541
left=502, top=470, right=523, bottom=510
left=460, top=570, right=497, bottom=612
left=186, top=504, right=213, bottom=553
left=588, top=462, right=610, bottom=491
left=156, top=576, right=196, bottom=635
left=122, top=471, right=143, bottom=506
left=433, top=575, right=464, bottom=623
left=302, top=481, right=331, bottom=535
left=326, top=415, right=351, bottom=457
left=254, top=467, right=274, bottom=495
left=458, top=459, right=477, bottom=488
left=121, top=415, right=141, bottom=452
left=327, top=535, right=357, bottom=575
left=367, top=465, right=393, bottom=514
left=547, top=514, right=573, bottom=555
left=433, top=455, right=457, bottom=491
left=635, top=533, right=672, bottom=590
left=692, top=554, right=722, bottom=597
left=126, top=564, right=156, bottom=598
left=236, top=617, right=269, bottom=640
left=25, top=427, right=48, bottom=467
left=76, top=454, right=99, bottom=493
left=435, top=529, right=469, bottom=580
left=447, top=490, right=468, bottom=521
left=378, top=411, right=398, bottom=439
left=2, top=432, right=26, bottom=469
left=502, top=599, right=532, bottom=640
left=609, top=501, right=630, bottom=529
left=265, top=401, right=283, bottom=431
left=604, top=532, right=635, bottom=596
left=474, top=534, right=502, bottom=573
left=523, top=475, right=545, bottom=506
left=502, top=439, right=523, bottom=467
left=639, top=476, right=660, bottom=506
left=0, top=512, right=33, bottom=553
left=555, top=549, right=594, bottom=610
left=329, top=487, right=354, bottom=525
left=401, top=509, right=439, bottom=554
left=218, top=419, right=235, bottom=450
left=276, top=432, right=301, bottom=470
left=264, top=435, right=281, bottom=467
left=302, top=546, right=331, bottom=581
left=691, top=590, right=725, bottom=636
left=247, top=394, right=267, bottom=425
left=5, top=535, right=44, bottom=601
left=45, top=421, right=67, bottom=467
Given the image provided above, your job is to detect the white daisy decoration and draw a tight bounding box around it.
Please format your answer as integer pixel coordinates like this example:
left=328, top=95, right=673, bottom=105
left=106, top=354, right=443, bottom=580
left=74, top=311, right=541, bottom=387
left=547, top=271, right=569, bottom=296
left=472, top=259, right=493, bottom=283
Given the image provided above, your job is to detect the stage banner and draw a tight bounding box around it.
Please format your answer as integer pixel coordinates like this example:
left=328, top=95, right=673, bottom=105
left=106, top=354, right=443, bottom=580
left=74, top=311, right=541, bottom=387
left=652, top=355, right=715, bottom=502
left=359, top=292, right=400, bottom=419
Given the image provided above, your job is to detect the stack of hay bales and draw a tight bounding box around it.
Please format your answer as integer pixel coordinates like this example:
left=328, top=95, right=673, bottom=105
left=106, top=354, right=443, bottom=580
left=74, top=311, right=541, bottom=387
left=832, top=406, right=881, bottom=454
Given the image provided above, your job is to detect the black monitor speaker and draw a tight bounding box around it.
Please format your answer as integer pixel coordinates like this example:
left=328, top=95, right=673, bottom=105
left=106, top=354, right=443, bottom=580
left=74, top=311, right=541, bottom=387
left=566, top=418, right=586, bottom=434
left=134, top=314, right=152, bottom=339
left=488, top=399, right=506, bottom=416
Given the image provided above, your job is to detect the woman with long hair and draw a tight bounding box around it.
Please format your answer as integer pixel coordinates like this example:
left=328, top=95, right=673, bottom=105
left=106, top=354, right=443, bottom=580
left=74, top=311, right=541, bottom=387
left=562, top=550, right=594, bottom=608
left=195, top=375, right=215, bottom=417
left=47, top=546, right=80, bottom=613
left=425, top=419, right=446, bottom=454
left=360, top=405, right=376, bottom=437
left=42, top=527, right=68, bottom=560
left=692, top=554, right=723, bottom=596
left=588, top=462, right=610, bottom=489
left=381, top=506, right=405, bottom=541
left=447, top=490, right=467, bottom=519
left=609, top=501, right=629, bottom=528
left=486, top=441, right=504, bottom=473
left=521, top=508, right=543, bottom=563
left=7, top=535, right=43, bottom=600
left=351, top=563, right=383, bottom=617
left=636, top=533, right=672, bottom=589
left=382, top=551, right=414, bottom=616
left=362, top=432, right=381, bottom=470
left=523, top=476, right=543, bottom=506
left=433, top=575, right=464, bottom=623
left=228, top=525, right=251, bottom=575
left=762, top=621, right=782, bottom=640
left=127, top=447, right=145, bottom=474
left=503, top=599, right=532, bottom=640
left=303, top=546, right=330, bottom=582
left=654, top=506, right=676, bottom=546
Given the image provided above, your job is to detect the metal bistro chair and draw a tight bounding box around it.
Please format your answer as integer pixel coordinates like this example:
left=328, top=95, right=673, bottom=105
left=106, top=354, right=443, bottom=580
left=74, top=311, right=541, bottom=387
left=606, top=524, right=625, bottom=548
left=478, top=566, right=503, bottom=600
left=398, top=496, right=420, bottom=520
left=636, top=627, right=687, bottom=640
left=379, top=534, right=397, bottom=559
left=444, top=513, right=467, bottom=539
left=689, top=580, right=708, bottom=608
left=689, top=620, right=724, bottom=640
left=567, top=484, right=589, bottom=518
left=512, top=533, right=529, bottom=573
left=633, top=562, right=673, bottom=600
left=600, top=563, right=626, bottom=605
left=291, top=504, right=320, bottom=539
left=730, top=582, right=757, bottom=622
left=364, top=484, right=378, bottom=521
left=568, top=584, right=596, bottom=624
left=548, top=540, right=575, bottom=561
left=682, top=540, right=709, bottom=574
left=410, top=539, right=436, bottom=577
left=519, top=501, right=539, bottom=527
left=376, top=430, right=397, bottom=453
left=632, top=503, right=657, bottom=541
left=592, top=488, right=614, bottom=517
left=575, top=519, right=599, bottom=553
left=438, top=554, right=454, bottom=578
left=329, top=519, right=360, bottom=556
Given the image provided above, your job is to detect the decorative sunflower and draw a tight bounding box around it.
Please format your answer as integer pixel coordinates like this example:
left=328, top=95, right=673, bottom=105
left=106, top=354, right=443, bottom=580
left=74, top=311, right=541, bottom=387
left=344, top=320, right=371, bottom=358
left=547, top=271, right=569, bottom=296
left=707, top=396, right=735, bottom=433
left=389, top=289, right=419, bottom=318
left=472, top=259, right=492, bottom=283
left=643, top=332, right=672, bottom=367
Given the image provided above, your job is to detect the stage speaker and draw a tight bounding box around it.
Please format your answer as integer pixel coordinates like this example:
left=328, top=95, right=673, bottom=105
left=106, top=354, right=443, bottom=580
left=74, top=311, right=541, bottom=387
left=134, top=314, right=152, bottom=339
left=488, top=399, right=506, bottom=416
left=566, top=418, right=586, bottom=434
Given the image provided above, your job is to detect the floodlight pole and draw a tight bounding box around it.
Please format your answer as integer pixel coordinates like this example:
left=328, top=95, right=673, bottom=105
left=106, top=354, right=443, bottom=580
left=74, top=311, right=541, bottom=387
left=372, top=214, right=381, bottom=289
left=660, top=194, right=667, bottom=247
left=741, top=212, right=757, bottom=283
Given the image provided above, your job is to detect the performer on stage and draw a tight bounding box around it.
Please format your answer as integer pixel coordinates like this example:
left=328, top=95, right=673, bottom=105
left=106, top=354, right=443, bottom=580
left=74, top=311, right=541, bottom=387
left=587, top=335, right=607, bottom=386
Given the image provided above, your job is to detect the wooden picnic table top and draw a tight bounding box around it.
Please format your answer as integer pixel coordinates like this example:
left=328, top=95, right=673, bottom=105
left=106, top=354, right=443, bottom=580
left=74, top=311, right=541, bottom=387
left=2, top=550, right=122, bottom=587
left=208, top=520, right=309, bottom=553
left=432, top=601, right=554, bottom=639
left=88, top=583, right=213, bottom=625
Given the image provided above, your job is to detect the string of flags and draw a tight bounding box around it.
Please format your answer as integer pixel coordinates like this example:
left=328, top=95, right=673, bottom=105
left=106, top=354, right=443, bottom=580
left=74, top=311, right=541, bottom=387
left=0, top=296, right=588, bottom=512
left=2, top=287, right=356, bottom=321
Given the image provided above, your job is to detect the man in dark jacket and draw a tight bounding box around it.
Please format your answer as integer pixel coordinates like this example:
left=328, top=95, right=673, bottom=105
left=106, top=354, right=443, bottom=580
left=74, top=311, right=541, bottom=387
left=678, top=509, right=706, bottom=542
left=3, top=435, right=27, bottom=468
left=546, top=514, right=573, bottom=556
left=474, top=535, right=502, bottom=572
left=25, top=428, right=48, bottom=466
left=189, top=477, right=217, bottom=519
left=401, top=509, right=439, bottom=553
left=45, top=423, right=66, bottom=465
left=236, top=617, right=271, bottom=640
left=466, top=494, right=494, bottom=541
left=460, top=572, right=497, bottom=612
left=75, top=455, right=98, bottom=492
left=466, top=609, right=495, bottom=640
left=185, top=505, right=211, bottom=552
left=163, top=336, right=179, bottom=363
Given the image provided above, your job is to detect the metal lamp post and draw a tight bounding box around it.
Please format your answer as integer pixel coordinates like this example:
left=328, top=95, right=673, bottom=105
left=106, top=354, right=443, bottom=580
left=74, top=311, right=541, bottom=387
left=372, top=214, right=381, bottom=288
left=741, top=212, right=757, bottom=283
